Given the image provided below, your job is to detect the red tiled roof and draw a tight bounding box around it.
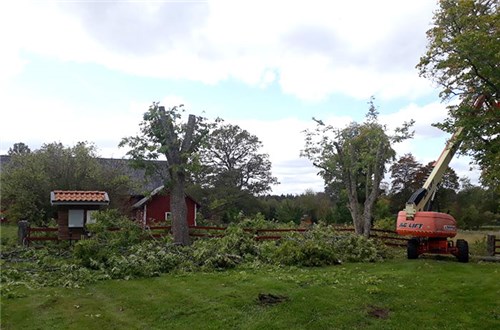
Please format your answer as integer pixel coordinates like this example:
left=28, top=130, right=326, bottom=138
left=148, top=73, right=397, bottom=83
left=51, top=190, right=109, bottom=204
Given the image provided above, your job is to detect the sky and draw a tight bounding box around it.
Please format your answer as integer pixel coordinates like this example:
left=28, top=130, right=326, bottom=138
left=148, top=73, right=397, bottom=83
left=0, top=0, right=480, bottom=195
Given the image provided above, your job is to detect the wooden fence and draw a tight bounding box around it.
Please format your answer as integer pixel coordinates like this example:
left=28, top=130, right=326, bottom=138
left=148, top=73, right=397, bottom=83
left=22, top=224, right=408, bottom=247
left=487, top=235, right=500, bottom=256
left=101, top=225, right=408, bottom=247
left=23, top=227, right=58, bottom=246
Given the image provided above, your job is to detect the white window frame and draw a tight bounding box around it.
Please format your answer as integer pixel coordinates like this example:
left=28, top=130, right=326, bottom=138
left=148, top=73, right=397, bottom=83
left=165, top=212, right=172, bottom=221
left=68, top=209, right=84, bottom=228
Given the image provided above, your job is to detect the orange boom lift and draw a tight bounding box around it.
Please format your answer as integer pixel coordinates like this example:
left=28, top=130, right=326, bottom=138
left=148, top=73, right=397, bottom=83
left=396, top=95, right=489, bottom=262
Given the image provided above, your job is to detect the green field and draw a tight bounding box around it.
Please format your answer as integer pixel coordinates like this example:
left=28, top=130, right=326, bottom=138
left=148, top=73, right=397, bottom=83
left=1, top=259, right=499, bottom=330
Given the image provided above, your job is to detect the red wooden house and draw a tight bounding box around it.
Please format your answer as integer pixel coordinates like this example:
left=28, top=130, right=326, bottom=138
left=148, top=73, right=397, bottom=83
left=50, top=190, right=110, bottom=240
left=131, top=185, right=200, bottom=227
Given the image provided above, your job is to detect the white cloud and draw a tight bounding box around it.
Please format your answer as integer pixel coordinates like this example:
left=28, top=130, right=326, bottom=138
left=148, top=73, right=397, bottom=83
left=3, top=0, right=438, bottom=102
left=2, top=0, right=480, bottom=195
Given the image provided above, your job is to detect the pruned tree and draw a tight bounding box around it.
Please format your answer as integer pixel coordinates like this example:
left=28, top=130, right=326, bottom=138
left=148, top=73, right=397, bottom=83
left=120, top=103, right=209, bottom=245
left=302, top=98, right=413, bottom=236
left=417, top=0, right=500, bottom=189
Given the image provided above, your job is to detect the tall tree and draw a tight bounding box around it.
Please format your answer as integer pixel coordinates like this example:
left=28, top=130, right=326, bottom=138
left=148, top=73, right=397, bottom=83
left=389, top=153, right=422, bottom=195
left=302, top=99, right=413, bottom=236
left=193, top=120, right=278, bottom=222
left=389, top=153, right=422, bottom=213
left=452, top=181, right=500, bottom=229
left=198, top=120, right=278, bottom=195
left=120, top=104, right=209, bottom=245
left=417, top=0, right=500, bottom=189
left=415, top=161, right=460, bottom=213
left=389, top=154, right=461, bottom=213
left=8, top=142, right=31, bottom=155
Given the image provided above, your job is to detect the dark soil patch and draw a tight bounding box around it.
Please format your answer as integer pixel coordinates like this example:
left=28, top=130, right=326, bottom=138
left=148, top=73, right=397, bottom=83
left=367, top=305, right=390, bottom=319
left=258, top=293, right=289, bottom=305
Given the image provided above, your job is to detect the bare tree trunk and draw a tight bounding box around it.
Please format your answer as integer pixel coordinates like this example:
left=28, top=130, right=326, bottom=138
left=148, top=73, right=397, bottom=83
left=170, top=172, right=190, bottom=245
left=345, top=144, right=364, bottom=235
left=159, top=109, right=198, bottom=246
left=349, top=203, right=363, bottom=235
left=361, top=143, right=385, bottom=237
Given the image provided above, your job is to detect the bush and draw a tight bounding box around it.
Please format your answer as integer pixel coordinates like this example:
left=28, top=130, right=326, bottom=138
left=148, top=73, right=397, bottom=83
left=374, top=217, right=397, bottom=231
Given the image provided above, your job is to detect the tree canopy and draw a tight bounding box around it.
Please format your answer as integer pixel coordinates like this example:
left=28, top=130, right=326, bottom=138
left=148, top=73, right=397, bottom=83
left=8, top=142, right=31, bottom=156
left=1, top=142, right=132, bottom=225
left=389, top=153, right=460, bottom=214
left=417, top=0, right=500, bottom=189
left=186, top=120, right=279, bottom=223
left=198, top=120, right=278, bottom=195
left=302, top=99, right=413, bottom=236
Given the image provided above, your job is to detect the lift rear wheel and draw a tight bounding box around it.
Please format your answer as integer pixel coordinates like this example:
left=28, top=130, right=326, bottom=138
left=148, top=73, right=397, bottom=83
left=456, top=239, right=469, bottom=263
left=407, top=238, right=419, bottom=259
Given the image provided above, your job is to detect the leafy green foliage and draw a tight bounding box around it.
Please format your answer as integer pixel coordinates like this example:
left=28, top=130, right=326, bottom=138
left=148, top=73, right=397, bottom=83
left=450, top=181, right=500, bottom=229
left=189, top=120, right=278, bottom=223
left=1, top=142, right=132, bottom=225
left=417, top=0, right=500, bottom=189
left=302, top=98, right=413, bottom=236
left=197, top=120, right=278, bottom=195
left=191, top=226, right=258, bottom=270
left=73, top=210, right=146, bottom=268
left=7, top=142, right=31, bottom=156
left=389, top=153, right=461, bottom=214
left=373, top=217, right=397, bottom=231
left=120, top=103, right=211, bottom=245
left=1, top=212, right=394, bottom=300
left=105, top=242, right=187, bottom=279
left=267, top=225, right=387, bottom=266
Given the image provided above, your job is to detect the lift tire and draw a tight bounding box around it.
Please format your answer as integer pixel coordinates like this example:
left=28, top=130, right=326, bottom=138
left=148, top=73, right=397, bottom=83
left=407, top=238, right=419, bottom=259
left=456, top=239, right=469, bottom=263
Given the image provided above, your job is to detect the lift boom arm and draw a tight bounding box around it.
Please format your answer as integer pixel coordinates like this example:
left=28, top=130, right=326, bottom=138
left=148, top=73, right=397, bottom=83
left=403, top=95, right=486, bottom=219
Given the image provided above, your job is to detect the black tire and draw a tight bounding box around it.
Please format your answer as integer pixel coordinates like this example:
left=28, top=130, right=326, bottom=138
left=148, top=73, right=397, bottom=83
left=407, top=238, right=419, bottom=259
left=456, top=239, right=469, bottom=263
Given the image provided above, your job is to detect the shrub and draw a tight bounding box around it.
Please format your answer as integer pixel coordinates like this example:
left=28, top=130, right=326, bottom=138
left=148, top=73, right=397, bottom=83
left=373, top=217, right=397, bottom=231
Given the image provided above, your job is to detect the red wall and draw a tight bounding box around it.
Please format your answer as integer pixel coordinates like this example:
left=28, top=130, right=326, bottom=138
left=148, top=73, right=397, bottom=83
left=144, top=195, right=197, bottom=226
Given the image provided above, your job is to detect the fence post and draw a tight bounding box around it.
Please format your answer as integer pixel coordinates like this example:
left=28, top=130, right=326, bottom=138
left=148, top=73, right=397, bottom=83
left=18, top=220, right=30, bottom=247
left=487, top=235, right=496, bottom=256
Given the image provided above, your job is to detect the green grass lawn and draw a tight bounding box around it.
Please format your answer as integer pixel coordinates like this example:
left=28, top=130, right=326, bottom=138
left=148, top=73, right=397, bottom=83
left=1, top=259, right=499, bottom=330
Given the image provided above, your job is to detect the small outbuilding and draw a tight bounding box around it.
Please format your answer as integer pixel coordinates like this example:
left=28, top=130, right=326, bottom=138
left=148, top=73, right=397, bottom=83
left=50, top=190, right=110, bottom=240
left=132, top=185, right=199, bottom=227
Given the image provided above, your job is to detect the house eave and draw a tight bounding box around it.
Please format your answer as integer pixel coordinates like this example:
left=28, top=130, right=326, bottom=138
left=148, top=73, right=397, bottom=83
left=51, top=201, right=110, bottom=206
